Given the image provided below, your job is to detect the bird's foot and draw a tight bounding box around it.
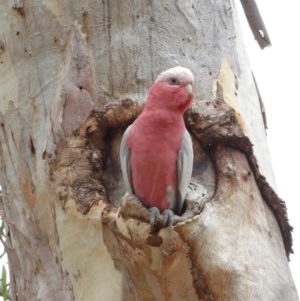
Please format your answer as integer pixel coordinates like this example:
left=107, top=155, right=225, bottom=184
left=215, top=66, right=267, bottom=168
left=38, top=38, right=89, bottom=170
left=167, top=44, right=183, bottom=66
left=148, top=207, right=175, bottom=232
left=119, top=194, right=179, bottom=232
left=162, top=209, right=174, bottom=228
left=149, top=207, right=161, bottom=226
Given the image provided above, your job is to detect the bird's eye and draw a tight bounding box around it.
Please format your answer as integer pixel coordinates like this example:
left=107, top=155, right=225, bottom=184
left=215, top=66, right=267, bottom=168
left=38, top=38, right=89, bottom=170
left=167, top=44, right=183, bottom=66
left=169, top=77, right=179, bottom=85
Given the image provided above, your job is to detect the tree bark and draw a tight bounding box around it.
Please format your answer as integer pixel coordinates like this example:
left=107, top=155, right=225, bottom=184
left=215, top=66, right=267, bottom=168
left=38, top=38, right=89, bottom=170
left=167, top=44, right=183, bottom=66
left=0, top=0, right=298, bottom=301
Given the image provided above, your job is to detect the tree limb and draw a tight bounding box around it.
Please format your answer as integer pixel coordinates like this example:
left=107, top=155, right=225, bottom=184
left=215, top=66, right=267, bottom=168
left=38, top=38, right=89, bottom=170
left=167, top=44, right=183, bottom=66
left=240, top=0, right=271, bottom=49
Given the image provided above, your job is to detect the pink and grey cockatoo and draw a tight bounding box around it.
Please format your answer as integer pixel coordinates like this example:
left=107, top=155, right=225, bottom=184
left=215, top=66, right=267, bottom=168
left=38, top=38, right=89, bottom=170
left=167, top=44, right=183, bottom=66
left=120, top=66, right=194, bottom=226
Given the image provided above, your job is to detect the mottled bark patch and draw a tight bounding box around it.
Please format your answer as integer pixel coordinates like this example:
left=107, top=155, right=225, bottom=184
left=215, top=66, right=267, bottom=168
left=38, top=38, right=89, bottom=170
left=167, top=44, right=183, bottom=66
left=185, top=99, right=292, bottom=257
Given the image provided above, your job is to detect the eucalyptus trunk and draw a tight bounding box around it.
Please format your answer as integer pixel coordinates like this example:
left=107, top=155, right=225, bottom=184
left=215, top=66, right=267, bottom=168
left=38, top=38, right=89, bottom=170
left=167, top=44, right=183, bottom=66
left=0, top=0, right=298, bottom=300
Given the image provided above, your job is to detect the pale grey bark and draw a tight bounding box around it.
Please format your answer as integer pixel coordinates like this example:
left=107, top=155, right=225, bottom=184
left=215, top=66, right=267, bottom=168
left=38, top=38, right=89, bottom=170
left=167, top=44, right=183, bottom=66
left=0, top=0, right=298, bottom=300
left=240, top=0, right=271, bottom=49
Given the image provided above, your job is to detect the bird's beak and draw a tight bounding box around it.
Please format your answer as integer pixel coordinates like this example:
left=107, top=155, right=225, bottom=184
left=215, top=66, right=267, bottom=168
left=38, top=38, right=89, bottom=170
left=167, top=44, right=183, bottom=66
left=185, top=83, right=193, bottom=95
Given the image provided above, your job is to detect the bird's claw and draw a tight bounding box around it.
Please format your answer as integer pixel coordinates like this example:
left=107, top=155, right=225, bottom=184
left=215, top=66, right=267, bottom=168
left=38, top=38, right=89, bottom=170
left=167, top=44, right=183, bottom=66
left=162, top=209, right=174, bottom=228
left=120, top=195, right=178, bottom=231
left=149, top=207, right=161, bottom=226
left=148, top=207, right=175, bottom=232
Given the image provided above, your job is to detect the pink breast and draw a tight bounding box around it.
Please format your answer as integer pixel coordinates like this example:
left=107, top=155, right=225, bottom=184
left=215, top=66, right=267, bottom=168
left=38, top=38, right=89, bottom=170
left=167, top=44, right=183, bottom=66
left=130, top=146, right=177, bottom=211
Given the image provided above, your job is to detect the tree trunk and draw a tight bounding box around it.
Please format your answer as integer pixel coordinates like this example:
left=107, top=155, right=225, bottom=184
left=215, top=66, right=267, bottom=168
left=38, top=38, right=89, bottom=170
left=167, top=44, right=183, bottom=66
left=0, top=0, right=298, bottom=300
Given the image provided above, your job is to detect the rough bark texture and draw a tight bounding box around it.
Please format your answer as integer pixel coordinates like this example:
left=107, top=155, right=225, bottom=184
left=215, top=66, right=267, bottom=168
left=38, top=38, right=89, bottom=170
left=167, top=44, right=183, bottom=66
left=0, top=0, right=298, bottom=301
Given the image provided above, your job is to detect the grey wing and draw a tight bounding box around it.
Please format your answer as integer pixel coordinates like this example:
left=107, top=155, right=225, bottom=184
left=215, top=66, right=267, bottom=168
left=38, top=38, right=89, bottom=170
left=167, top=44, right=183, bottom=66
left=120, top=125, right=134, bottom=194
left=176, top=129, right=194, bottom=214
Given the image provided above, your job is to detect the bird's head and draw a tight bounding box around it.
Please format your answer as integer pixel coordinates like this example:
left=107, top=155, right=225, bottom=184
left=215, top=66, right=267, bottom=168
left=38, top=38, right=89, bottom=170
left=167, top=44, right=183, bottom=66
left=147, top=66, right=195, bottom=113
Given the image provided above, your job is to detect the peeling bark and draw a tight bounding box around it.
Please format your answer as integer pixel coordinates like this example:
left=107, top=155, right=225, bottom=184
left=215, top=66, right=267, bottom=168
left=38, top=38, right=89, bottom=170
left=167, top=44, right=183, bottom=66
left=0, top=109, right=75, bottom=301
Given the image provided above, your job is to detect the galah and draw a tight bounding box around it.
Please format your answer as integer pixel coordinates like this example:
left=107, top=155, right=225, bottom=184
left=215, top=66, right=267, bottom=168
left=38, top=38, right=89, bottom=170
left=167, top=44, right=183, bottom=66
left=120, top=66, right=194, bottom=225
